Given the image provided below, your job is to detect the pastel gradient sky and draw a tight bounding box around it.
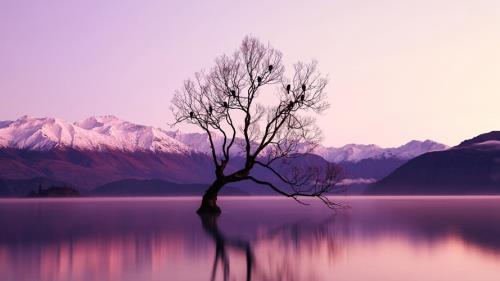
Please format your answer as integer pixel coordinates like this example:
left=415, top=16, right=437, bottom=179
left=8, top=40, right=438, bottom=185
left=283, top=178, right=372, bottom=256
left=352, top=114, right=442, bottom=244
left=1, top=0, right=499, bottom=147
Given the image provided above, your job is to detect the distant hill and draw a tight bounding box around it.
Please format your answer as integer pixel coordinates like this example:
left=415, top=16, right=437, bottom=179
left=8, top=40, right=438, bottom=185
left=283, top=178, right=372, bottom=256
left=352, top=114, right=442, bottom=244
left=92, top=179, right=249, bottom=196
left=0, top=177, right=70, bottom=197
left=0, top=148, right=215, bottom=191
left=337, top=157, right=408, bottom=186
left=27, top=185, right=80, bottom=197
left=366, top=131, right=500, bottom=194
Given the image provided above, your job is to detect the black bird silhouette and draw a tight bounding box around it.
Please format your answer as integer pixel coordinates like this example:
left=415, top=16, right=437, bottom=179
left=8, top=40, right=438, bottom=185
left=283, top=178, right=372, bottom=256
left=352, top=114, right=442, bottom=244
left=288, top=101, right=294, bottom=110
left=189, top=111, right=194, bottom=119
left=257, top=76, right=262, bottom=84
left=302, top=84, right=306, bottom=92
left=268, top=65, right=273, bottom=72
left=300, top=94, right=305, bottom=102
left=286, top=84, right=291, bottom=93
left=223, top=101, right=228, bottom=108
left=209, top=106, right=213, bottom=114
left=230, top=90, right=236, bottom=97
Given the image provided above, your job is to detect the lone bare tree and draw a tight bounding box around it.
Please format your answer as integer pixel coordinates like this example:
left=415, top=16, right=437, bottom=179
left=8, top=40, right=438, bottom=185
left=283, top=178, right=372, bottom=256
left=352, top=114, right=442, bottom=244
left=172, top=36, right=342, bottom=213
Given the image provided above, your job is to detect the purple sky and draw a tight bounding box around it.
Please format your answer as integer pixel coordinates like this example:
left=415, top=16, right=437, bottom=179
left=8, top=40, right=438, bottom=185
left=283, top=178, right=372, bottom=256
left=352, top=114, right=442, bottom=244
left=1, top=0, right=499, bottom=147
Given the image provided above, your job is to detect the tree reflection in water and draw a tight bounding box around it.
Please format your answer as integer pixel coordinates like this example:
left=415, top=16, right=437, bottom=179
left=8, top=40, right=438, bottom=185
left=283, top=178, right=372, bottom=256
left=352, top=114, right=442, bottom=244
left=199, top=213, right=347, bottom=281
left=200, top=213, right=254, bottom=281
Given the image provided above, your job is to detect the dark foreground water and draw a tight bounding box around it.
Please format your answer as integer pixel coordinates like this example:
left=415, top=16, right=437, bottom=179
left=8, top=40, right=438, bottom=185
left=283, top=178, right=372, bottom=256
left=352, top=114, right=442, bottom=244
left=1, top=196, right=500, bottom=281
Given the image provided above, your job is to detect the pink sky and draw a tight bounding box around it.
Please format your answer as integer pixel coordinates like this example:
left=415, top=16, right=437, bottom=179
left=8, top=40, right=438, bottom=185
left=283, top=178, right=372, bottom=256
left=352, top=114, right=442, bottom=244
left=0, top=0, right=498, bottom=147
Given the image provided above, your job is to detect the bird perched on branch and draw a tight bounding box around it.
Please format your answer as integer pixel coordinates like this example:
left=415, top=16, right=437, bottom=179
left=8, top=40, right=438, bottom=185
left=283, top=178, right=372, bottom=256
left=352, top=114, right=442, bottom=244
left=230, top=90, right=236, bottom=97
left=300, top=94, right=305, bottom=102
left=286, top=84, right=291, bottom=94
left=189, top=111, right=194, bottom=119
left=302, top=84, right=306, bottom=92
left=268, top=65, right=273, bottom=72
left=288, top=101, right=294, bottom=110
left=208, top=106, right=213, bottom=114
left=257, top=76, right=262, bottom=84
left=223, top=101, right=228, bottom=108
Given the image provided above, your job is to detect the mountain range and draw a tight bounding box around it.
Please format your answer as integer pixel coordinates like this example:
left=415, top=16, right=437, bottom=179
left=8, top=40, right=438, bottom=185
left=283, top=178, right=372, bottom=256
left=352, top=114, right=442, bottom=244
left=0, top=115, right=448, bottom=196
left=1, top=115, right=447, bottom=162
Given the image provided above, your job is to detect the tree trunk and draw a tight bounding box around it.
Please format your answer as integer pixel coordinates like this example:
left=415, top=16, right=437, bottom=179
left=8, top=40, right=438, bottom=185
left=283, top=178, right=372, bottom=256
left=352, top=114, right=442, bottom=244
left=197, top=180, right=225, bottom=214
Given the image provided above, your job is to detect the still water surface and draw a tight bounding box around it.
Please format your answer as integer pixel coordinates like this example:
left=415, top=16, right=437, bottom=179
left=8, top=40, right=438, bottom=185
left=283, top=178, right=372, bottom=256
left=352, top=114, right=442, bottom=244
left=1, top=196, right=500, bottom=281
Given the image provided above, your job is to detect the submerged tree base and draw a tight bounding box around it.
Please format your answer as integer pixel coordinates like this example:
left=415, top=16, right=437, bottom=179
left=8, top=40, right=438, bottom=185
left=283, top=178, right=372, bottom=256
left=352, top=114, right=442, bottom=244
left=196, top=196, right=222, bottom=214
left=196, top=204, right=222, bottom=214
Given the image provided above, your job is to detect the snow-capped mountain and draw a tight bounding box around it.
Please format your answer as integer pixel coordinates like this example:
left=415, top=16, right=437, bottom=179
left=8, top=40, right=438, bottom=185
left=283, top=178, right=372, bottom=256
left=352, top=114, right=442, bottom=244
left=0, top=115, right=448, bottom=162
left=167, top=131, right=447, bottom=163
left=166, top=131, right=235, bottom=156
left=0, top=115, right=190, bottom=153
left=312, top=140, right=448, bottom=163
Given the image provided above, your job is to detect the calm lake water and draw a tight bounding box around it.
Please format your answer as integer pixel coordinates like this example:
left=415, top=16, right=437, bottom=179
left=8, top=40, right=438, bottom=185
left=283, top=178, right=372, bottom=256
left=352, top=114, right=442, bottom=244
left=1, top=196, right=500, bottom=281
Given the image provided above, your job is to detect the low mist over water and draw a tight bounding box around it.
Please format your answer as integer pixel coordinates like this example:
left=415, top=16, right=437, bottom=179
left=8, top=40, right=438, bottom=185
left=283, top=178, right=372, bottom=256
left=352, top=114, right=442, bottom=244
left=1, top=196, right=500, bottom=281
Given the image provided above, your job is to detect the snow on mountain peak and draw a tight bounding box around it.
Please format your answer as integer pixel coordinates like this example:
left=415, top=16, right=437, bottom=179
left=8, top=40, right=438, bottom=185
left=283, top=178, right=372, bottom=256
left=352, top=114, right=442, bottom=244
left=0, top=115, right=449, bottom=161
left=166, top=131, right=448, bottom=162
left=75, top=115, right=122, bottom=130
left=311, top=140, right=448, bottom=163
left=0, top=115, right=190, bottom=153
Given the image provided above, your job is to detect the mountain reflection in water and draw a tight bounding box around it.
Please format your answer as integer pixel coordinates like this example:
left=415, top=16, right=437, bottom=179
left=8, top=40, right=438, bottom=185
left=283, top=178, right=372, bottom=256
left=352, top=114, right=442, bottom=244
left=1, top=197, right=500, bottom=281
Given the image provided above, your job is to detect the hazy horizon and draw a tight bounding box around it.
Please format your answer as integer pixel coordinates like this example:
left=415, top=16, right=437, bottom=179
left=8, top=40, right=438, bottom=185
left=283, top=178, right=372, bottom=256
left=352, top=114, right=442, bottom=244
left=1, top=0, right=498, bottom=147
